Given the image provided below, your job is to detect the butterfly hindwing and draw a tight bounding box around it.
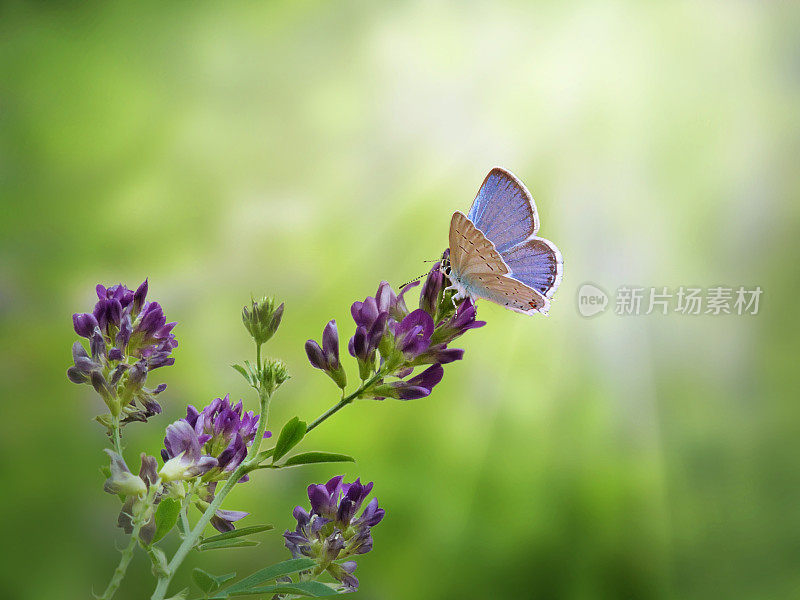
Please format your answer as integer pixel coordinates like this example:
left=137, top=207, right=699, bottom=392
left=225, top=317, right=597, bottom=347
left=499, top=237, right=563, bottom=299
left=469, top=272, right=549, bottom=314
left=467, top=167, right=540, bottom=254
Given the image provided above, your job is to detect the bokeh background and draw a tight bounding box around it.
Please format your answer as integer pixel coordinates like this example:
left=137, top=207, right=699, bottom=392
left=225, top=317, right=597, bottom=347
left=1, top=1, right=799, bottom=599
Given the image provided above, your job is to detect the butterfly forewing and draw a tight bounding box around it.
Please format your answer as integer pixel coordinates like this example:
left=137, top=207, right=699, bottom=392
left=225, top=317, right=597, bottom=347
left=467, top=167, right=540, bottom=254
left=449, top=212, right=510, bottom=278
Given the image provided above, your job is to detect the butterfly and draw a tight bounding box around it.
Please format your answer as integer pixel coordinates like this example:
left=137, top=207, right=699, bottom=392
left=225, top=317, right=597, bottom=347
left=442, top=167, right=563, bottom=315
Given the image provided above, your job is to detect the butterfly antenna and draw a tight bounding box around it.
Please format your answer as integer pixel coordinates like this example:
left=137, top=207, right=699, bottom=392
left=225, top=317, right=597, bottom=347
left=399, top=272, right=429, bottom=288
left=398, top=257, right=443, bottom=288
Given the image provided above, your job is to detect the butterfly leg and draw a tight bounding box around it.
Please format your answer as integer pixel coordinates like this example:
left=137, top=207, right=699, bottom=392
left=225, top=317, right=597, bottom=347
left=444, top=283, right=467, bottom=304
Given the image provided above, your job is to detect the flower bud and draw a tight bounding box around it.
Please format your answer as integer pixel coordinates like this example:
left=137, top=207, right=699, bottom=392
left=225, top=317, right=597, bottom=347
left=260, top=359, right=290, bottom=396
left=242, top=296, right=284, bottom=345
left=73, top=313, right=99, bottom=338
left=305, top=340, right=327, bottom=370
left=419, top=264, right=444, bottom=317
left=67, top=366, right=88, bottom=384
left=132, top=279, right=148, bottom=315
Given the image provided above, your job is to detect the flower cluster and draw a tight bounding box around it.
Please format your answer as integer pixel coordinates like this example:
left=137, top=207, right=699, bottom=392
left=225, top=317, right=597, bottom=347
left=284, top=476, right=384, bottom=591
left=68, top=280, right=177, bottom=425
left=160, top=395, right=271, bottom=531
left=305, top=262, right=485, bottom=400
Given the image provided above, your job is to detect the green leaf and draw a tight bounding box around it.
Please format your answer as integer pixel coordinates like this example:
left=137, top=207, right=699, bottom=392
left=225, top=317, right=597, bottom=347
left=213, top=573, right=236, bottom=587
left=282, top=452, right=355, bottom=467
left=200, top=524, right=273, bottom=545
left=272, top=417, right=306, bottom=462
left=192, top=569, right=237, bottom=595
left=231, top=364, right=252, bottom=384
left=152, top=498, right=181, bottom=543
left=192, top=568, right=217, bottom=594
left=220, top=558, right=316, bottom=595
left=196, top=539, right=259, bottom=551
left=223, top=585, right=311, bottom=597
left=227, top=581, right=337, bottom=597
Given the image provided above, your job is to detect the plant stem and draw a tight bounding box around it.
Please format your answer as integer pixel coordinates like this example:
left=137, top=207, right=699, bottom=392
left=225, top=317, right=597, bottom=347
left=305, top=371, right=384, bottom=433
left=100, top=523, right=142, bottom=600
left=151, top=465, right=243, bottom=599
left=178, top=481, right=196, bottom=537
left=111, top=415, right=123, bottom=457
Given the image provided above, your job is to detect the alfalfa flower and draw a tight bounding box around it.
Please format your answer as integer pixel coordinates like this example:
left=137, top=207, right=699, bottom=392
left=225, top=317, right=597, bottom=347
left=160, top=395, right=271, bottom=482
left=68, top=279, right=176, bottom=424
left=305, top=320, right=347, bottom=389
left=284, top=476, right=384, bottom=592
left=305, top=268, right=485, bottom=404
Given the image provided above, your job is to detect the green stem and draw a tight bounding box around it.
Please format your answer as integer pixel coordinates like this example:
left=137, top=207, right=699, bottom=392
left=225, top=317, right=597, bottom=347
left=177, top=481, right=196, bottom=537
left=150, top=460, right=247, bottom=599
left=306, top=371, right=384, bottom=433
left=252, top=390, right=272, bottom=456
left=111, top=415, right=123, bottom=457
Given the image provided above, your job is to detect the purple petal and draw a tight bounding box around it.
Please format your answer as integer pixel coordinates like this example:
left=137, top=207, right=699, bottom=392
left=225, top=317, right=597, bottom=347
left=304, top=339, right=327, bottom=370
left=73, top=313, right=99, bottom=338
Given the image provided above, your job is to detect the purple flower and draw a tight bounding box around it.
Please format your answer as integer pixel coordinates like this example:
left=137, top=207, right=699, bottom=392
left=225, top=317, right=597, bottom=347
left=69, top=279, right=177, bottom=425
left=210, top=509, right=250, bottom=533
left=161, top=394, right=270, bottom=481
left=160, top=395, right=270, bottom=532
left=419, top=262, right=445, bottom=317
left=431, top=298, right=486, bottom=345
left=158, top=421, right=218, bottom=482
left=72, top=313, right=99, bottom=338
left=84, top=280, right=178, bottom=365
left=352, top=281, right=417, bottom=328
left=347, top=313, right=388, bottom=380
left=305, top=320, right=347, bottom=389
left=392, top=309, right=434, bottom=359
left=306, top=272, right=486, bottom=407
left=284, top=476, right=384, bottom=591
left=374, top=364, right=445, bottom=400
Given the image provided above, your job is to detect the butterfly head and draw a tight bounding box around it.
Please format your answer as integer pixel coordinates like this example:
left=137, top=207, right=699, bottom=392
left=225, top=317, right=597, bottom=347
left=440, top=248, right=451, bottom=278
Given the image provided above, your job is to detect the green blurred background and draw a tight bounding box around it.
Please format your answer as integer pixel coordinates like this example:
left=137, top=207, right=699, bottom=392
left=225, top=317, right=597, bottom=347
left=1, top=1, right=799, bottom=598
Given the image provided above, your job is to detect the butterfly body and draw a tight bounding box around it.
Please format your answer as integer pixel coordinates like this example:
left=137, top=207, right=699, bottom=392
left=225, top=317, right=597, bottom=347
left=444, top=168, right=563, bottom=315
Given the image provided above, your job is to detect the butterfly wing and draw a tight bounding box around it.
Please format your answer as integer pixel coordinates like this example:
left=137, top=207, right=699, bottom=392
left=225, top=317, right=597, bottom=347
left=498, top=237, right=563, bottom=299
left=467, top=167, right=563, bottom=300
left=467, top=167, right=540, bottom=254
left=449, top=211, right=549, bottom=314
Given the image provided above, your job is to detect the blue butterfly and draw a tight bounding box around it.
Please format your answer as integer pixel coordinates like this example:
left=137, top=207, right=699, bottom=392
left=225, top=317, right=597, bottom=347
left=443, top=167, right=563, bottom=315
